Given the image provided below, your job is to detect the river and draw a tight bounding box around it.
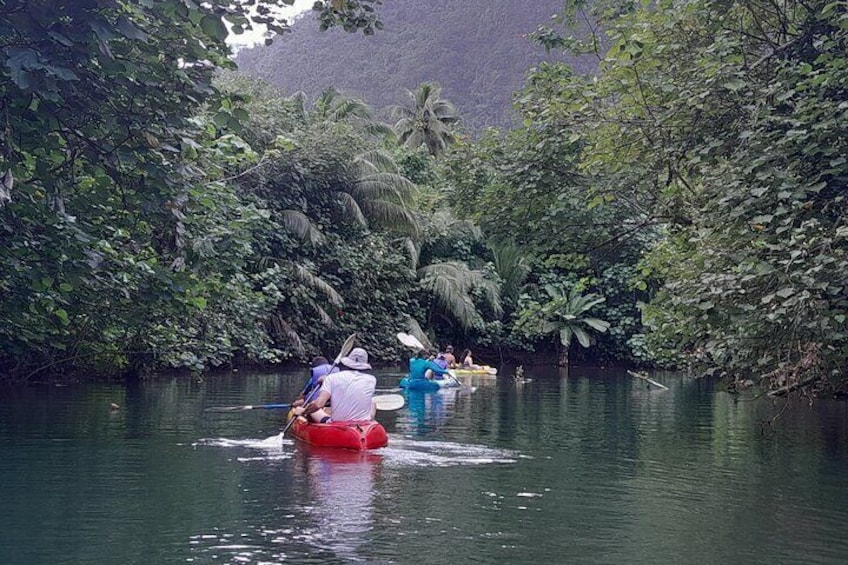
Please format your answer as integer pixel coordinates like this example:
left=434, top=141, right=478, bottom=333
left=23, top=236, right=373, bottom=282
left=1, top=366, right=847, bottom=564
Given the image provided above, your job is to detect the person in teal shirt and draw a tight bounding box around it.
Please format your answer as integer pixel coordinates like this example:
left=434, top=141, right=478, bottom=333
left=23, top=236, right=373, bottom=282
left=408, top=349, right=451, bottom=381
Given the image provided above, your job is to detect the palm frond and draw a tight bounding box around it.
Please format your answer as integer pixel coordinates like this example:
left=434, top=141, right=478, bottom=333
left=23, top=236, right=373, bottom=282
left=583, top=318, right=611, bottom=333
left=491, top=242, right=531, bottom=301
left=280, top=210, right=324, bottom=245
left=476, top=276, right=503, bottom=318
left=303, top=297, right=335, bottom=327
left=270, top=314, right=305, bottom=354
left=405, top=317, right=432, bottom=349
left=312, top=86, right=341, bottom=118
left=354, top=149, right=401, bottom=174
left=291, top=263, right=344, bottom=307
left=424, top=277, right=480, bottom=330
left=572, top=326, right=592, bottom=348
left=355, top=173, right=417, bottom=203
left=328, top=97, right=373, bottom=123
left=359, top=199, right=420, bottom=236
left=389, top=105, right=415, bottom=120
left=337, top=191, right=369, bottom=227
left=417, top=261, right=494, bottom=330
left=401, top=237, right=421, bottom=270
left=363, top=122, right=395, bottom=139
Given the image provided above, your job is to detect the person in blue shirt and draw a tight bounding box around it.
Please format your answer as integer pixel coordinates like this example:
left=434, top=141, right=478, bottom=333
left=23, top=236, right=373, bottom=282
left=433, top=353, right=449, bottom=370
left=293, top=356, right=339, bottom=419
left=408, top=349, right=451, bottom=381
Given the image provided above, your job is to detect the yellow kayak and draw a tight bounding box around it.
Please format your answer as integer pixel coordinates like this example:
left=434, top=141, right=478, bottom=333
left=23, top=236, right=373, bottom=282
left=452, top=366, right=497, bottom=376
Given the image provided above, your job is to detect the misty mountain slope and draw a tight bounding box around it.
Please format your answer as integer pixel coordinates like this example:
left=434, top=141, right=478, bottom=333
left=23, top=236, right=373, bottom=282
left=235, top=0, right=595, bottom=130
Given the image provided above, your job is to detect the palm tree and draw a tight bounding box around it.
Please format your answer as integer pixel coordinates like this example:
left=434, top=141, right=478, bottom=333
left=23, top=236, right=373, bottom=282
left=515, top=285, right=610, bottom=366
left=391, top=82, right=460, bottom=156
left=417, top=260, right=502, bottom=332
left=289, top=87, right=393, bottom=138
left=337, top=148, right=421, bottom=236
left=284, top=90, right=418, bottom=235
left=396, top=210, right=499, bottom=338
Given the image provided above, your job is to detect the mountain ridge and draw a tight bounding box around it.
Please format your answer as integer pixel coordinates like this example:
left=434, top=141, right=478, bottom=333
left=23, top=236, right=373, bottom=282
left=235, top=0, right=595, bottom=131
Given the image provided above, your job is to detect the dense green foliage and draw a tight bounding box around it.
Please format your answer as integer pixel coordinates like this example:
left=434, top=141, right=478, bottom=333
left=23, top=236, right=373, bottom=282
left=0, top=0, right=394, bottom=380
left=521, top=0, right=848, bottom=390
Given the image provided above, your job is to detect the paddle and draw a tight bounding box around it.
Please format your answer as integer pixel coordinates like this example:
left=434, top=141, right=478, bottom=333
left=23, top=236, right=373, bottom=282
left=396, top=332, right=463, bottom=387
left=373, top=394, right=405, bottom=411
left=205, top=403, right=290, bottom=413
left=206, top=395, right=403, bottom=413
left=282, top=333, right=356, bottom=436
left=396, top=331, right=425, bottom=350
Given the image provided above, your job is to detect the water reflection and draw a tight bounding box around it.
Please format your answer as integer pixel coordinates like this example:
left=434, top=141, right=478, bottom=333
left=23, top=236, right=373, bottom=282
left=294, top=445, right=382, bottom=562
left=4, top=368, right=848, bottom=564
left=400, top=389, right=455, bottom=435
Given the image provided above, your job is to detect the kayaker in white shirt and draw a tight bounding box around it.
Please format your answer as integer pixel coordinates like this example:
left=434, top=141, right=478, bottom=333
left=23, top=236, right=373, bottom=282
left=292, top=347, right=377, bottom=423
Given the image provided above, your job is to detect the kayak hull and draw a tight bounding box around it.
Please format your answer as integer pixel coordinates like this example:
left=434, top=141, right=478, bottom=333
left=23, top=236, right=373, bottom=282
left=398, top=377, right=459, bottom=390
left=453, top=367, right=497, bottom=376
left=287, top=415, right=388, bottom=450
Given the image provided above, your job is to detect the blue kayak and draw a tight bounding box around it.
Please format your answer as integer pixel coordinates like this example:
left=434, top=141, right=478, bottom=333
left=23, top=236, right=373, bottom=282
left=399, top=376, right=460, bottom=391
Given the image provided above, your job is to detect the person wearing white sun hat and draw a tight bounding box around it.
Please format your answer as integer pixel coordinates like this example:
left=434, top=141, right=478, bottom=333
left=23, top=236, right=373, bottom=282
left=292, top=347, right=377, bottom=423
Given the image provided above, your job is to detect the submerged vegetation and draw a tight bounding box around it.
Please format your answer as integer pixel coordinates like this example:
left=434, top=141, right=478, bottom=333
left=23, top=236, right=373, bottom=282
left=1, top=0, right=845, bottom=397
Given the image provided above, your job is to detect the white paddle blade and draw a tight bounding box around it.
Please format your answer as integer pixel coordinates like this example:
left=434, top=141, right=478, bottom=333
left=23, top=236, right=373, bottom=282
left=485, top=367, right=498, bottom=375
left=333, top=333, right=358, bottom=364
left=396, top=332, right=425, bottom=350
left=374, top=394, right=405, bottom=411
left=205, top=405, right=253, bottom=412
left=446, top=369, right=463, bottom=387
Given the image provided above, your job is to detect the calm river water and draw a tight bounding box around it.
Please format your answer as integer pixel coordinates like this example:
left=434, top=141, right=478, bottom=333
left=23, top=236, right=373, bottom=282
left=1, top=366, right=847, bottom=564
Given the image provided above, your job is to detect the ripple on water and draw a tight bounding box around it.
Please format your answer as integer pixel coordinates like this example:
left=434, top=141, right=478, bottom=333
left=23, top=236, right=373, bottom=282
left=193, top=433, right=521, bottom=468
left=379, top=436, right=521, bottom=467
left=192, top=433, right=295, bottom=462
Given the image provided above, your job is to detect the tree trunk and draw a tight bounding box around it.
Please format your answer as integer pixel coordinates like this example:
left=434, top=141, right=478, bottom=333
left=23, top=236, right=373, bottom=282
left=557, top=343, right=569, bottom=367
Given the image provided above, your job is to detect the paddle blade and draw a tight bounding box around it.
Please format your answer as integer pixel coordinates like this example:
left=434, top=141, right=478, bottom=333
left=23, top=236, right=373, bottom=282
left=333, top=333, right=358, bottom=365
left=205, top=403, right=290, bottom=412
left=396, top=332, right=425, bottom=350
left=205, top=405, right=254, bottom=412
left=485, top=367, right=498, bottom=375
left=445, top=369, right=465, bottom=386
left=374, top=394, right=405, bottom=411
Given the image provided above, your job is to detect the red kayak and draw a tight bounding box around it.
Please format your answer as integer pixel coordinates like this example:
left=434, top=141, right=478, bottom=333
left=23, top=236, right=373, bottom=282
left=286, top=414, right=388, bottom=450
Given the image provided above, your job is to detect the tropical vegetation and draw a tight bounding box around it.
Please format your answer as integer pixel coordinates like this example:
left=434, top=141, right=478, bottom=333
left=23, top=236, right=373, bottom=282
left=1, top=0, right=845, bottom=398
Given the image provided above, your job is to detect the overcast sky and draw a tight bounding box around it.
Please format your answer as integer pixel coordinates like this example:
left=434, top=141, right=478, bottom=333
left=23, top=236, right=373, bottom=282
left=227, top=0, right=312, bottom=48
